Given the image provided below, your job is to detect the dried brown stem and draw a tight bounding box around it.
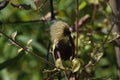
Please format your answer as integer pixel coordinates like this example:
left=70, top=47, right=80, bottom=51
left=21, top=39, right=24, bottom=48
left=78, top=14, right=90, bottom=27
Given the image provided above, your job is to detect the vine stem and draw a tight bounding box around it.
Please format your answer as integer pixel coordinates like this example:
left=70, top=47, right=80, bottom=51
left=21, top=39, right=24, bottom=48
left=75, top=0, right=79, bottom=55
left=74, top=0, right=79, bottom=80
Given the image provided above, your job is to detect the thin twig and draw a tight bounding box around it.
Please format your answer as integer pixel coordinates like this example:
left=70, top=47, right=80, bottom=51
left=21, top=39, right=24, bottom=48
left=50, top=0, right=55, bottom=20
left=101, top=23, right=114, bottom=48
left=0, top=31, right=55, bottom=67
left=0, top=0, right=9, bottom=10
left=91, top=4, right=97, bottom=24
left=72, top=14, right=90, bottom=32
left=75, top=0, right=79, bottom=56
left=94, top=22, right=114, bottom=54
left=75, top=0, right=79, bottom=80
left=93, top=2, right=114, bottom=54
left=0, top=19, right=47, bottom=25
left=78, top=14, right=90, bottom=27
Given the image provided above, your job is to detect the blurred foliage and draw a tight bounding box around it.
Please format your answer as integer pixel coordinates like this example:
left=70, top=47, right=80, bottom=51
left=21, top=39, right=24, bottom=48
left=0, top=0, right=117, bottom=80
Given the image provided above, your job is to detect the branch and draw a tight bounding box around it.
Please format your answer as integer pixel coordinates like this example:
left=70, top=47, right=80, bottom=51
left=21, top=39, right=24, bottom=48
left=72, top=14, right=90, bottom=32
left=75, top=0, right=79, bottom=56
left=0, top=0, right=9, bottom=10
left=94, top=22, right=114, bottom=54
left=0, top=19, right=47, bottom=25
left=0, top=31, right=55, bottom=67
left=91, top=4, right=98, bottom=24
left=109, top=0, right=120, bottom=79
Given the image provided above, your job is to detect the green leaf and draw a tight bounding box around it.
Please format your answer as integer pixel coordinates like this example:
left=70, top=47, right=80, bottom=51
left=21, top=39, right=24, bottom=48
left=11, top=31, right=17, bottom=40
left=79, top=1, right=87, bottom=10
left=106, top=4, right=112, bottom=13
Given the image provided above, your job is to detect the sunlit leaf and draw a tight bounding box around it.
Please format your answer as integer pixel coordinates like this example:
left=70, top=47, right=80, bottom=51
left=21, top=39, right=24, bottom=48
left=55, top=58, right=64, bottom=69
left=11, top=31, right=17, bottom=40
left=26, top=39, right=32, bottom=47
left=72, top=58, right=81, bottom=73
left=18, top=48, right=23, bottom=53
left=79, top=1, right=87, bottom=10
left=85, top=61, right=94, bottom=73
left=90, top=52, right=103, bottom=62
